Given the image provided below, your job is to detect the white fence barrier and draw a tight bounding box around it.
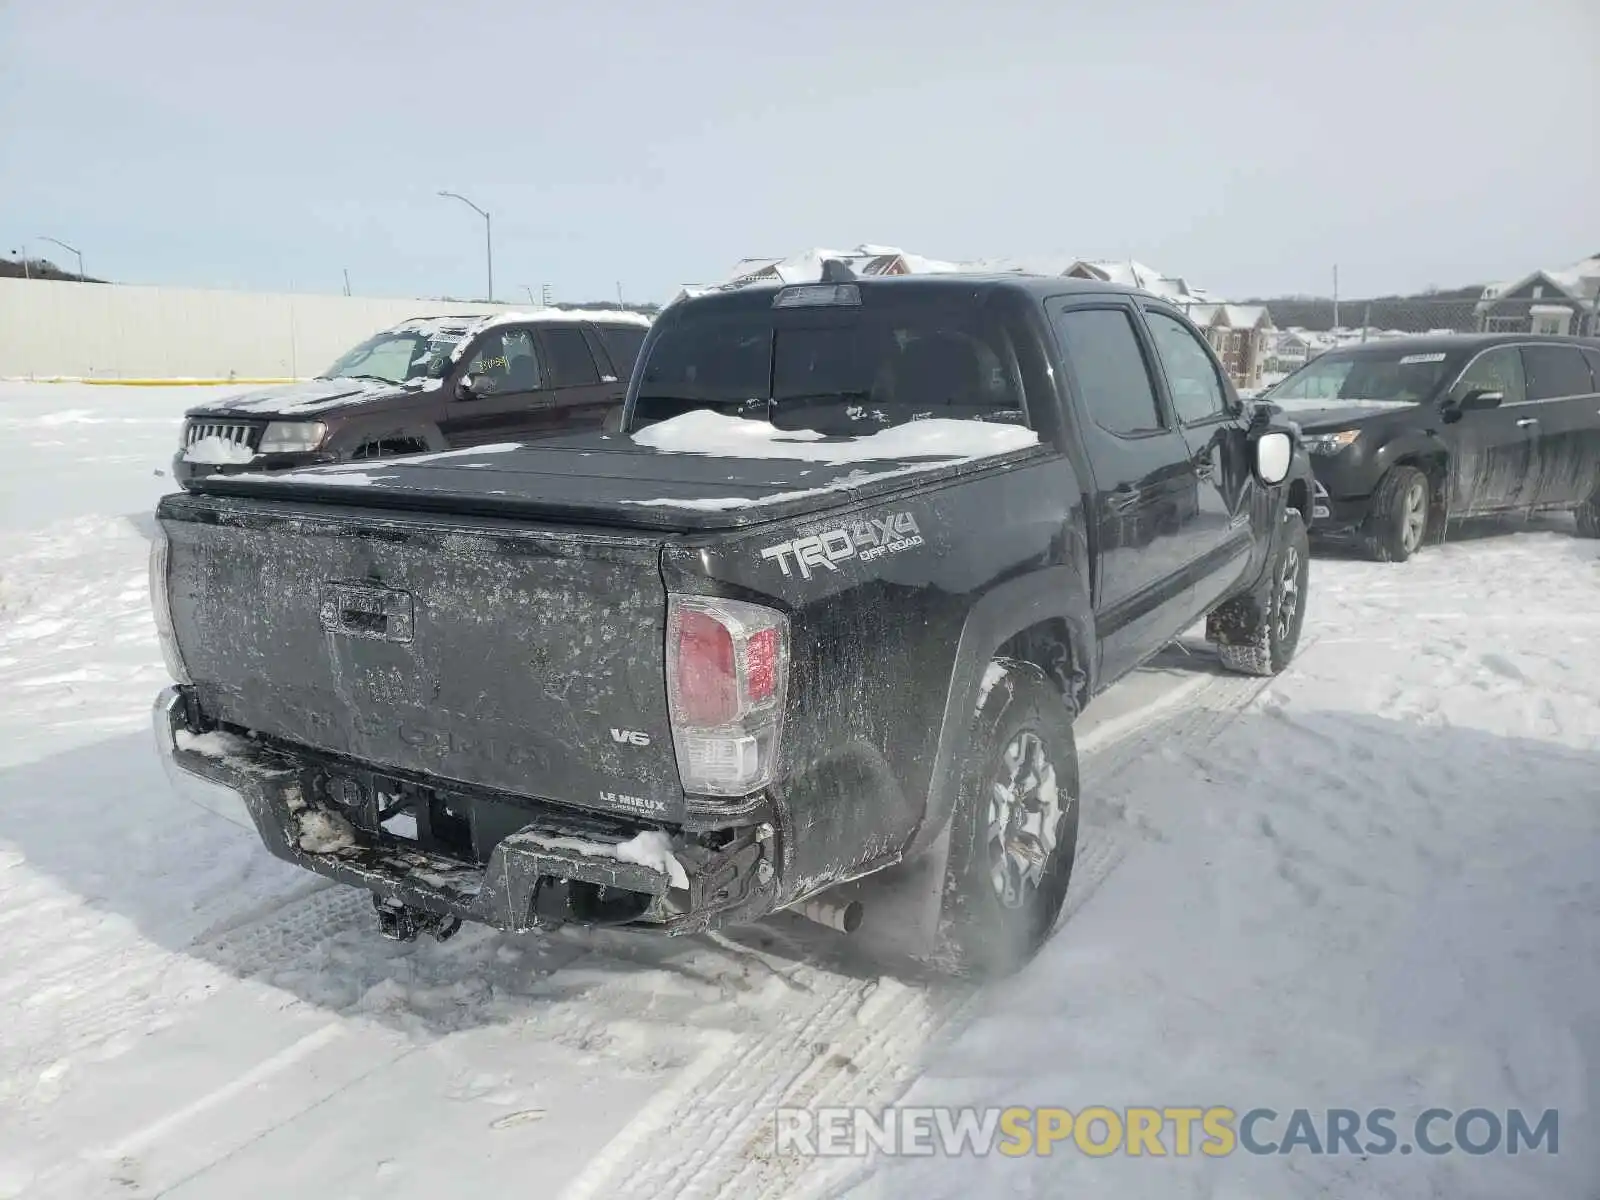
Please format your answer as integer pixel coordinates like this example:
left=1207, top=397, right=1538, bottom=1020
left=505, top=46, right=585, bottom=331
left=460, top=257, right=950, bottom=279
left=0, top=279, right=516, bottom=382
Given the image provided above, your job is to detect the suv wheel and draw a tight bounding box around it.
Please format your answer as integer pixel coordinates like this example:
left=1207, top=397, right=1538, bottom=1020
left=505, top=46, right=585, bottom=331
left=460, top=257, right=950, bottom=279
left=1362, top=465, right=1430, bottom=562
left=935, top=659, right=1079, bottom=977
left=1213, top=509, right=1311, bottom=677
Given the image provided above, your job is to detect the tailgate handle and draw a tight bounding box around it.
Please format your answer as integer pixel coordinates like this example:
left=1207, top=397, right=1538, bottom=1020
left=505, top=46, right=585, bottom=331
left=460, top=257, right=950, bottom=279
left=320, top=583, right=415, bottom=643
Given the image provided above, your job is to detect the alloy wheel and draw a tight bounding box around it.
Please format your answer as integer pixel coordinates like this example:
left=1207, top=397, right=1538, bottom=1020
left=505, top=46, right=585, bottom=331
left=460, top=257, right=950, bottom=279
left=985, top=731, right=1066, bottom=910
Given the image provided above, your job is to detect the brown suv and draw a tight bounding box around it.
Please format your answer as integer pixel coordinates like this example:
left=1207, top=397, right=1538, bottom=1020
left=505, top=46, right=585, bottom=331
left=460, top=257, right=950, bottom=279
left=172, top=310, right=652, bottom=487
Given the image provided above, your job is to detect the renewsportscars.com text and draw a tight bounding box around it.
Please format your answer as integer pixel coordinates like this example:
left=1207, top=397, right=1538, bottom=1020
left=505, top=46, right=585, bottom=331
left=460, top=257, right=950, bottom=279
left=775, top=1105, right=1560, bottom=1158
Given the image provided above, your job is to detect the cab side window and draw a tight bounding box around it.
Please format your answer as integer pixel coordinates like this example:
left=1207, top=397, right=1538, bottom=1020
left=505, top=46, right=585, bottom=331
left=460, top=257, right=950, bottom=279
left=1144, top=311, right=1228, bottom=424
left=1051, top=307, right=1165, bottom=437
left=1452, top=347, right=1526, bottom=405
left=465, top=328, right=542, bottom=394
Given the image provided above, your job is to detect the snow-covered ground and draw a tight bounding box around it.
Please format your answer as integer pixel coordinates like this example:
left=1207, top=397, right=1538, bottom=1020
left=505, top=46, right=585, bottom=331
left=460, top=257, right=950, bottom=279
left=0, top=383, right=1595, bottom=1199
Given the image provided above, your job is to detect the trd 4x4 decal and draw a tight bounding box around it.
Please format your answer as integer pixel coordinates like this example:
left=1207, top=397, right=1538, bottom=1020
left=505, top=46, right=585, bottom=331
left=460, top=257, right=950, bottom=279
left=760, top=512, right=925, bottom=579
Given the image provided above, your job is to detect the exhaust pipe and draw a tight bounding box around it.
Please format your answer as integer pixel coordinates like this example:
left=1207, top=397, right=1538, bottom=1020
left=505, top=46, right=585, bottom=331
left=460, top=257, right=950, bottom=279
left=794, top=894, right=864, bottom=934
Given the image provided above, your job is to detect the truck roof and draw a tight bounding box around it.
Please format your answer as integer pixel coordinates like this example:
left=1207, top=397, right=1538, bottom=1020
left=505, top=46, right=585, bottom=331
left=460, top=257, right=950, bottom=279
left=665, top=271, right=1155, bottom=317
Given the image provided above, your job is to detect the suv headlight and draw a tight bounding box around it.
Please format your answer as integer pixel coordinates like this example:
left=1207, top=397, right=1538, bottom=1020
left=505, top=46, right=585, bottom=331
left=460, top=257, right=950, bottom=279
left=258, top=420, right=328, bottom=454
left=1303, top=429, right=1360, bottom=456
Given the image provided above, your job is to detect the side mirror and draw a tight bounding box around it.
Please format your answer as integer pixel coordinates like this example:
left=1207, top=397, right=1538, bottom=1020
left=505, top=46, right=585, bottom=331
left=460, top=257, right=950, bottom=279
left=1247, top=399, right=1283, bottom=427
left=1439, top=388, right=1503, bottom=423
left=1252, top=430, right=1293, bottom=486
left=454, top=375, right=481, bottom=401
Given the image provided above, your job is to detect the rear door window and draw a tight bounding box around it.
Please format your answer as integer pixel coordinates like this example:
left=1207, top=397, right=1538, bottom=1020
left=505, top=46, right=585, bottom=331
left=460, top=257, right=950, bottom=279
left=1050, top=308, right=1165, bottom=436
left=595, top=325, right=649, bottom=378
left=540, top=325, right=603, bottom=387
left=1522, top=344, right=1596, bottom=399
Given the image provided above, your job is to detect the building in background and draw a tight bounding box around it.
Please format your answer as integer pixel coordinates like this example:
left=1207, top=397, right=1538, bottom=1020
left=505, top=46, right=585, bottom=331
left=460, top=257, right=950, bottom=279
left=1061, top=259, right=1214, bottom=307
left=712, top=248, right=1275, bottom=388
left=1177, top=303, right=1275, bottom=392
left=1475, top=253, right=1600, bottom=337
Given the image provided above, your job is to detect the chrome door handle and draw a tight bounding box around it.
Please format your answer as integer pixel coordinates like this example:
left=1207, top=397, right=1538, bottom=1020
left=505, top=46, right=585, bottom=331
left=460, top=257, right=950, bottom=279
left=1516, top=417, right=1539, bottom=428
left=1193, top=457, right=1215, bottom=480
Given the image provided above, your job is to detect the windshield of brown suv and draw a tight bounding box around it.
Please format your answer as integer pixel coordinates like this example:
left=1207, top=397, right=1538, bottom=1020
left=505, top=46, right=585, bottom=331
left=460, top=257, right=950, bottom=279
left=630, top=297, right=1030, bottom=436
left=1266, top=347, right=1461, bottom=408
left=320, top=328, right=467, bottom=385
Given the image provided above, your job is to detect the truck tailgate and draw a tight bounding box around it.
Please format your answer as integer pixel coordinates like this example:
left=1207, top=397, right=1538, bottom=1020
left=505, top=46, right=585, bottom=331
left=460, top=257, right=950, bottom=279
left=159, top=494, right=685, bottom=822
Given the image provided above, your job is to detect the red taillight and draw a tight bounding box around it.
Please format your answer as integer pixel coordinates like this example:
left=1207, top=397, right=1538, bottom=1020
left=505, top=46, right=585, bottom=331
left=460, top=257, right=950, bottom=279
left=744, top=627, right=779, bottom=703
left=667, top=596, right=791, bottom=798
left=676, top=608, right=737, bottom=725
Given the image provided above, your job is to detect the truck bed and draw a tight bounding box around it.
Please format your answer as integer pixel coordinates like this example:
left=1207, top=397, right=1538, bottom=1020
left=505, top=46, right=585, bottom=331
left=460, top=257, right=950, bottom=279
left=189, top=429, right=1043, bottom=531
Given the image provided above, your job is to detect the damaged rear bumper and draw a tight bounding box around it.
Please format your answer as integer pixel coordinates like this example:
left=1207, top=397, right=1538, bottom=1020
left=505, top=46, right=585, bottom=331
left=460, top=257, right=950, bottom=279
left=152, top=687, right=778, bottom=936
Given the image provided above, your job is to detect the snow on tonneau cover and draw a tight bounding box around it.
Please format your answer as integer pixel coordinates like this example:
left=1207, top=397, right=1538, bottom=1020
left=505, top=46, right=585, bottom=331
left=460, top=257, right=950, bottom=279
left=160, top=413, right=1039, bottom=823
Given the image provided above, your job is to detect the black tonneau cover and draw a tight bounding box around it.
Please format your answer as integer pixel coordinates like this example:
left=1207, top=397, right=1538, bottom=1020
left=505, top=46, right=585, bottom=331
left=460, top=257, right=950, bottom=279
left=193, top=430, right=1045, bottom=532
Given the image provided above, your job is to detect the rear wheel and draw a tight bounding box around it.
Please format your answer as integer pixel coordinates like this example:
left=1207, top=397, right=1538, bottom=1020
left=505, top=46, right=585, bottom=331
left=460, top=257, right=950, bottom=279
left=1361, top=465, right=1430, bottom=562
left=935, top=660, right=1079, bottom=978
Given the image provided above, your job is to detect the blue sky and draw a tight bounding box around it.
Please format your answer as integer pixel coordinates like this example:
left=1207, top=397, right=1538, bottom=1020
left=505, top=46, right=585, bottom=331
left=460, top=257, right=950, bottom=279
left=2, top=0, right=1594, bottom=305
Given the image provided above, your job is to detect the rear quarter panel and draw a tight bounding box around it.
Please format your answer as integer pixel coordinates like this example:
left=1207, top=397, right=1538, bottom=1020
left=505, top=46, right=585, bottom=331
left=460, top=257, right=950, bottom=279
left=661, top=452, right=1087, bottom=900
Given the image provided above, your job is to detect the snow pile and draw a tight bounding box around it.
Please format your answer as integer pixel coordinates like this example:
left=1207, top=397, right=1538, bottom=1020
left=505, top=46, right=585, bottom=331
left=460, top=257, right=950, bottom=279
left=175, top=728, right=256, bottom=759
left=631, top=410, right=1037, bottom=462
left=525, top=830, right=689, bottom=890
left=182, top=436, right=257, bottom=465
left=296, top=809, right=357, bottom=854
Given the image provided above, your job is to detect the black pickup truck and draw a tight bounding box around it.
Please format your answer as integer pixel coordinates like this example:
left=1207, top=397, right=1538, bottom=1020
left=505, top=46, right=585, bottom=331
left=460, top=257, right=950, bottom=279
left=151, top=270, right=1314, bottom=975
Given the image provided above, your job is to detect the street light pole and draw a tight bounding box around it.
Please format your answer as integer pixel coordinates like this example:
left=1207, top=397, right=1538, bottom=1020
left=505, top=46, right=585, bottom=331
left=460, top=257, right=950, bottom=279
left=438, top=190, right=493, bottom=302
left=39, top=236, right=84, bottom=278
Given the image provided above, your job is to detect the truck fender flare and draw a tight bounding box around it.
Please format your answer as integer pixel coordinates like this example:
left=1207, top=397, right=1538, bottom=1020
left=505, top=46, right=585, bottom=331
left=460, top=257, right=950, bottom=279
left=905, top=566, right=1094, bottom=864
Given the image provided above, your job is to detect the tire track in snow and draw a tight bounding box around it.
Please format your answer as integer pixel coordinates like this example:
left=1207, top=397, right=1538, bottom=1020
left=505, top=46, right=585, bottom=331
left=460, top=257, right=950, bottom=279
left=12, top=652, right=1276, bottom=1197
left=573, top=660, right=1280, bottom=1200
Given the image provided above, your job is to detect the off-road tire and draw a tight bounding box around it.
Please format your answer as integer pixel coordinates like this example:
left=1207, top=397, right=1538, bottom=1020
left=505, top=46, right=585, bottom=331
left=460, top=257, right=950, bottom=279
left=1214, top=509, right=1310, bottom=677
left=1361, top=465, right=1431, bottom=562
left=935, top=659, right=1079, bottom=978
left=1575, top=489, right=1600, bottom=538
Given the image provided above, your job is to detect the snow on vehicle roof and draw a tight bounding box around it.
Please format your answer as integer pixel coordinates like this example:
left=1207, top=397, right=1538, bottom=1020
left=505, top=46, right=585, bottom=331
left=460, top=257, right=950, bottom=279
left=445, top=307, right=653, bottom=361
left=390, top=316, right=482, bottom=338
left=630, top=410, right=1038, bottom=464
